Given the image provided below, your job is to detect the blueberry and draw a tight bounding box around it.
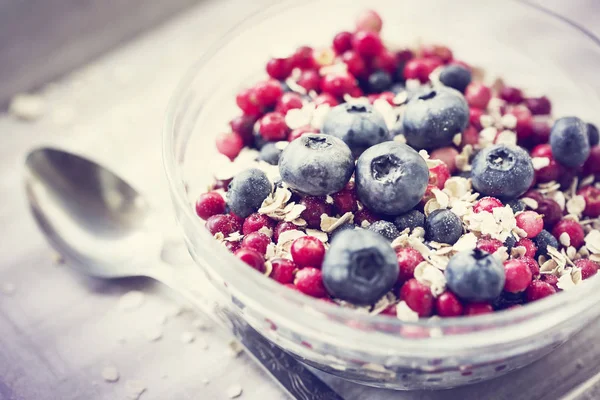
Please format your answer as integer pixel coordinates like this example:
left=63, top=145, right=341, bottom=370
left=394, top=210, right=425, bottom=232
left=391, top=83, right=406, bottom=94
left=533, top=229, right=559, bottom=257
left=322, top=229, right=398, bottom=305
left=439, top=64, right=472, bottom=93
left=492, top=291, right=525, bottom=310
left=259, top=142, right=283, bottom=165
left=366, top=71, right=392, bottom=93
left=506, top=199, right=526, bottom=214
left=355, top=141, right=429, bottom=215
left=322, top=103, right=391, bottom=156
left=550, top=117, right=590, bottom=168
left=587, top=123, right=599, bottom=147
left=279, top=133, right=354, bottom=196
left=471, top=144, right=534, bottom=199
left=504, top=236, right=516, bottom=253
left=425, top=209, right=463, bottom=245
left=227, top=168, right=272, bottom=218
left=402, top=87, right=469, bottom=150
left=253, top=121, right=268, bottom=150
left=366, top=220, right=400, bottom=242
left=445, top=249, right=505, bottom=302
left=330, top=223, right=359, bottom=241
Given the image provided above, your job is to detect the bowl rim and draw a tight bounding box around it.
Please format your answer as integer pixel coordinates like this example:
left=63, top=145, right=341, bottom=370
left=163, top=0, right=600, bottom=337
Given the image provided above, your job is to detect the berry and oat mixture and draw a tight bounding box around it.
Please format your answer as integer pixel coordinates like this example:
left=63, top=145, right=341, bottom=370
left=195, top=10, right=600, bottom=320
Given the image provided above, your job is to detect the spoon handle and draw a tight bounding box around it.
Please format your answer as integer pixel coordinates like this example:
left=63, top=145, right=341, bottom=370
left=150, top=262, right=344, bottom=400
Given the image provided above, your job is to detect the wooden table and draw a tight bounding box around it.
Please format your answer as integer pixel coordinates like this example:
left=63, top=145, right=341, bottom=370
left=1, top=1, right=600, bottom=399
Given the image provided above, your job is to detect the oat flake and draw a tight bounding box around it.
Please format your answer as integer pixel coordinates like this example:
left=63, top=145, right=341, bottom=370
left=226, top=384, right=243, bottom=399
left=101, top=366, right=120, bottom=382
left=118, top=291, right=145, bottom=311
left=566, top=195, right=586, bottom=216
left=559, top=232, right=571, bottom=247
left=305, top=228, right=329, bottom=242
left=413, top=262, right=446, bottom=296
left=320, top=212, right=354, bottom=233
left=125, top=380, right=146, bottom=400
left=521, top=197, right=539, bottom=210
left=396, top=301, right=419, bottom=322
left=180, top=331, right=196, bottom=344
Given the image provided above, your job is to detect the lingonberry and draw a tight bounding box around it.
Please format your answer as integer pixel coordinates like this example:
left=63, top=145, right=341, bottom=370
left=583, top=146, right=600, bottom=176
left=372, top=50, right=398, bottom=75
left=430, top=147, right=459, bottom=174
left=215, top=132, right=244, bottom=160
left=275, top=92, right=304, bottom=115
left=530, top=144, right=560, bottom=183
left=516, top=211, right=544, bottom=238
left=273, top=221, right=297, bottom=243
left=258, top=112, right=289, bottom=141
left=224, top=241, right=241, bottom=253
left=525, top=280, right=556, bottom=301
left=399, top=279, right=434, bottom=317
left=436, top=291, right=464, bottom=317
left=428, top=163, right=450, bottom=189
left=396, top=247, right=425, bottom=283
left=530, top=121, right=551, bottom=146
left=503, top=259, right=533, bottom=293
left=291, top=46, right=315, bottom=70
left=211, top=178, right=232, bottom=192
left=195, top=192, right=226, bottom=220
left=297, top=69, right=321, bottom=92
left=552, top=219, right=585, bottom=249
left=473, top=197, right=503, bottom=213
left=242, top=213, right=275, bottom=235
left=235, top=88, right=262, bottom=116
left=499, top=86, right=523, bottom=104
left=403, top=58, right=440, bottom=83
left=331, top=187, right=358, bottom=214
left=506, top=105, right=533, bottom=141
left=229, top=114, right=257, bottom=146
left=288, top=126, right=319, bottom=142
left=355, top=9, right=383, bottom=33
left=235, top=248, right=265, bottom=273
left=536, top=198, right=563, bottom=229
left=520, top=256, right=540, bottom=279
left=333, top=31, right=354, bottom=54
left=266, top=57, right=292, bottom=80
left=313, top=93, right=339, bottom=107
left=541, top=274, right=559, bottom=289
left=578, top=186, right=600, bottom=218
left=291, top=236, right=326, bottom=268
left=270, top=258, right=297, bottom=284
left=524, top=96, right=551, bottom=115
left=294, top=267, right=327, bottom=297
left=206, top=214, right=241, bottom=236
left=352, top=31, right=383, bottom=58
left=300, top=196, right=333, bottom=228
left=354, top=208, right=380, bottom=226
left=517, top=238, right=538, bottom=258
left=241, top=232, right=271, bottom=255
left=464, top=302, right=493, bottom=316
left=321, top=73, right=356, bottom=98
left=476, top=237, right=503, bottom=254
left=575, top=259, right=599, bottom=280
left=465, top=83, right=491, bottom=109
left=469, top=107, right=484, bottom=131
left=341, top=50, right=369, bottom=78
left=254, top=79, right=284, bottom=108
left=462, top=125, right=480, bottom=147
left=421, top=44, right=453, bottom=63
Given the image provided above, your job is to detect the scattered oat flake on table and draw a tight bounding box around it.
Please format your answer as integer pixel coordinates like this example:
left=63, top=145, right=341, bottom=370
left=9, top=93, right=46, bottom=121
left=118, top=290, right=145, bottom=311
left=226, top=384, right=243, bottom=399
left=125, top=380, right=146, bottom=400
left=101, top=366, right=120, bottom=382
left=201, top=378, right=210, bottom=385
left=180, top=331, right=196, bottom=344
left=192, top=318, right=212, bottom=331
left=144, top=326, right=163, bottom=342
left=1, top=282, right=16, bottom=296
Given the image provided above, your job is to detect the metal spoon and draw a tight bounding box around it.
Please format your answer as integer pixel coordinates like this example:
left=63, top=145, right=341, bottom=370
left=24, top=147, right=342, bottom=400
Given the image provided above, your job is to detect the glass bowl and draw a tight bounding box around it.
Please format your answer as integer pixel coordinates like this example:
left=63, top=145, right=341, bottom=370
left=164, top=0, right=600, bottom=390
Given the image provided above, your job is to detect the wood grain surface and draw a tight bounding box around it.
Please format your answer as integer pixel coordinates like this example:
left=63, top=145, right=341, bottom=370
left=0, top=1, right=599, bottom=399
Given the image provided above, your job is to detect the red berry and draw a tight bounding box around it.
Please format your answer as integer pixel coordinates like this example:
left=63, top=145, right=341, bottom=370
left=372, top=50, right=398, bottom=75
left=352, top=31, right=383, bottom=58
left=294, top=267, right=327, bottom=297
left=266, top=57, right=292, bottom=80
left=403, top=58, right=440, bottom=83
left=465, top=83, right=491, bottom=109
left=536, top=198, right=563, bottom=229
left=288, top=126, right=319, bottom=142
left=506, top=105, right=533, bottom=141
left=525, top=280, right=556, bottom=301
left=215, top=132, right=244, bottom=160
left=313, top=93, right=339, bottom=107
left=516, top=211, right=544, bottom=238
left=504, top=259, right=533, bottom=293
left=354, top=208, right=380, bottom=226
left=291, top=46, right=315, bottom=70
left=462, top=125, right=480, bottom=147
left=229, top=114, right=257, bottom=145
left=541, top=274, right=559, bottom=288
left=530, top=121, right=551, bottom=146
left=229, top=213, right=244, bottom=228
left=517, top=238, right=538, bottom=258
left=270, top=258, right=297, bottom=284
left=224, top=241, right=240, bottom=253
left=436, top=291, right=464, bottom=317
left=236, top=88, right=262, bottom=116
left=273, top=221, right=297, bottom=243
left=206, top=214, right=241, bottom=236
left=284, top=283, right=302, bottom=292
left=241, top=232, right=271, bottom=255
left=211, top=178, right=232, bottom=192
left=430, top=147, right=459, bottom=174
left=396, top=49, right=414, bottom=64
left=321, top=73, right=356, bottom=98
left=355, top=9, right=383, bottom=33
left=522, top=190, right=544, bottom=203
left=300, top=196, right=333, bottom=228
left=195, top=192, right=226, bottom=220
left=333, top=31, right=353, bottom=54
left=520, top=256, right=540, bottom=279
left=552, top=219, right=585, bottom=249
left=291, top=236, right=326, bottom=268
left=473, top=197, right=503, bottom=214
left=242, top=213, right=275, bottom=235
left=331, top=187, right=358, bottom=214
left=578, top=186, right=600, bottom=218
left=341, top=50, right=368, bottom=78
left=381, top=304, right=397, bottom=317
left=396, top=247, right=425, bottom=283
left=421, top=44, right=453, bottom=63
left=464, top=303, right=493, bottom=316
left=399, top=279, right=434, bottom=317
left=524, top=96, right=552, bottom=115
left=235, top=248, right=265, bottom=272
left=499, top=86, right=523, bottom=104
left=575, top=259, right=599, bottom=280
left=428, top=163, right=450, bottom=190
left=348, top=87, right=363, bottom=98
left=258, top=112, right=289, bottom=141
left=276, top=92, right=304, bottom=115
left=476, top=237, right=503, bottom=254
left=297, top=69, right=321, bottom=92
left=583, top=146, right=600, bottom=176
left=254, top=79, right=284, bottom=108
left=469, top=107, right=484, bottom=131
left=530, top=144, right=560, bottom=183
